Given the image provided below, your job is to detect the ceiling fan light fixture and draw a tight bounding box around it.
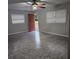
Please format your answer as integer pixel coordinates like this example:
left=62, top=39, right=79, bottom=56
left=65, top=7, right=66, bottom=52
left=32, top=4, right=38, bottom=10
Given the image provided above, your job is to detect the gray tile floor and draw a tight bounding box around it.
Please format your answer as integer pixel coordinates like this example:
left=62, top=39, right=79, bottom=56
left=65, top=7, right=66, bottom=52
left=8, top=31, right=69, bottom=59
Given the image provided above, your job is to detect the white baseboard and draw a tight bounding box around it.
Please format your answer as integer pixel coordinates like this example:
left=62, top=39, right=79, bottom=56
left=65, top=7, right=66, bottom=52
left=42, top=31, right=69, bottom=37
left=8, top=31, right=69, bottom=37
left=8, top=31, right=27, bottom=35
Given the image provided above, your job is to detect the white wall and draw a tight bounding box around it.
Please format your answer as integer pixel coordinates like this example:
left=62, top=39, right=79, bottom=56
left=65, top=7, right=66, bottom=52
left=8, top=10, right=28, bottom=34
left=36, top=2, right=70, bottom=36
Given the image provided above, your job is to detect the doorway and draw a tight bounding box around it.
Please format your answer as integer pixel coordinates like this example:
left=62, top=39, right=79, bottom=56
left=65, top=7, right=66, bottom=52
left=28, top=13, right=41, bottom=48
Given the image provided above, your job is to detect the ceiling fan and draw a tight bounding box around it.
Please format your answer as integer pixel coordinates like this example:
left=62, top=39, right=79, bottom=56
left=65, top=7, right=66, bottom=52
left=26, top=0, right=46, bottom=10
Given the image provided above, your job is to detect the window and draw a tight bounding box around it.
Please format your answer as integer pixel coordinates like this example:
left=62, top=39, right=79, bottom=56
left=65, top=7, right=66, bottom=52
left=46, top=11, right=56, bottom=23
left=11, top=14, right=25, bottom=24
left=46, top=9, right=66, bottom=23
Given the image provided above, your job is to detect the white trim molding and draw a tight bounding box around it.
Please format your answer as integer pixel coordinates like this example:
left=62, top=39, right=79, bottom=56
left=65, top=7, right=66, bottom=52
left=8, top=31, right=27, bottom=35
left=41, top=31, right=69, bottom=38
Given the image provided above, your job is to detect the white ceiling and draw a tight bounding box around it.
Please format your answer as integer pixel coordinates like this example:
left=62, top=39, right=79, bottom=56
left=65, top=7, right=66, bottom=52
left=9, top=2, right=48, bottom=11
left=41, top=0, right=69, bottom=4
left=9, top=3, right=32, bottom=11
left=9, top=0, right=69, bottom=11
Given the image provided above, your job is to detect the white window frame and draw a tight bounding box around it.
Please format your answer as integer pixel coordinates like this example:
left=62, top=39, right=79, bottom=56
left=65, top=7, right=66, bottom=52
left=46, top=9, right=66, bottom=23
left=11, top=14, right=25, bottom=24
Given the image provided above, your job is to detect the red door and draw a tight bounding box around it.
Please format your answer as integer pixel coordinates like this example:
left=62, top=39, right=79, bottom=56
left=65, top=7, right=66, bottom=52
left=28, top=14, right=35, bottom=32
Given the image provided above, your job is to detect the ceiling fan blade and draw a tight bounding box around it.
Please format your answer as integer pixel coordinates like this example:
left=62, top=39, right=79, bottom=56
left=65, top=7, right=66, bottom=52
left=37, top=4, right=46, bottom=7
left=37, top=5, right=46, bottom=8
left=38, top=6, right=46, bottom=8
left=37, top=2, right=46, bottom=5
left=37, top=1, right=53, bottom=5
